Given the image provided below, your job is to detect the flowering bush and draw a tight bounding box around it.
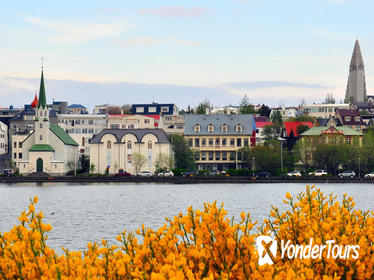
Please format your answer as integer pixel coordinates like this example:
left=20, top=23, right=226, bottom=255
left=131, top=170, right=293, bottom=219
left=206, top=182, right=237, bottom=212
left=0, top=186, right=373, bottom=279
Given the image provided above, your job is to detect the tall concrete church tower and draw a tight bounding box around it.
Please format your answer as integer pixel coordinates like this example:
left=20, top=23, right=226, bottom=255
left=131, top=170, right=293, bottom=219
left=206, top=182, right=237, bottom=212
left=345, top=40, right=367, bottom=103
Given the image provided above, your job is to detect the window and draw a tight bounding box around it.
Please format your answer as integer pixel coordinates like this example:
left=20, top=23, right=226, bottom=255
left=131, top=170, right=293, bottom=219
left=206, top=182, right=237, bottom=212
left=222, top=151, right=227, bottom=160
left=244, top=139, right=249, bottom=147
left=161, top=106, right=169, bottom=112
left=356, top=126, right=361, bottom=131
left=353, top=138, right=359, bottom=145
left=215, top=152, right=220, bottom=160
left=127, top=141, right=132, bottom=149
left=40, top=123, right=42, bottom=128
left=107, top=141, right=112, bottom=149
left=208, top=138, right=213, bottom=146
left=345, top=116, right=351, bottom=122
left=194, top=125, right=200, bottom=133
left=329, top=138, right=335, bottom=145
left=18, top=153, right=22, bottom=159
left=209, top=151, right=214, bottom=161
left=40, top=135, right=42, bottom=141
left=88, top=120, right=94, bottom=125
left=237, top=138, right=242, bottom=147
left=81, top=120, right=85, bottom=124
left=136, top=107, right=144, bottom=113
left=145, top=119, right=150, bottom=124
left=19, top=142, right=22, bottom=148
left=75, top=120, right=81, bottom=125
left=188, top=139, right=193, bottom=147
left=222, top=138, right=227, bottom=146
left=14, top=142, right=17, bottom=148
left=355, top=117, right=361, bottom=123
left=236, top=124, right=243, bottom=132
left=149, top=106, right=157, bottom=113
left=148, top=141, right=152, bottom=149
left=110, top=124, right=120, bottom=129
left=208, top=124, right=214, bottom=133
left=215, top=138, right=220, bottom=147
left=230, top=152, right=236, bottom=160
left=221, top=124, right=228, bottom=132
left=195, top=152, right=200, bottom=161
left=88, top=128, right=94, bottom=133
left=82, top=128, right=87, bottom=134
left=75, top=128, right=81, bottom=134
left=195, top=138, right=200, bottom=147
left=82, top=137, right=85, bottom=147
left=230, top=138, right=235, bottom=146
left=14, top=153, right=16, bottom=159
left=176, top=124, right=184, bottom=129
left=346, top=137, right=351, bottom=145
left=202, top=138, right=206, bottom=146
left=238, top=152, right=242, bottom=160
left=201, top=152, right=206, bottom=161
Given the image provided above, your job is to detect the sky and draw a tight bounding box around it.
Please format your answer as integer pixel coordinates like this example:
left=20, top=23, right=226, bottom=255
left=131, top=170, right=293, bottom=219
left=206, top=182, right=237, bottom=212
left=1, top=0, right=374, bottom=112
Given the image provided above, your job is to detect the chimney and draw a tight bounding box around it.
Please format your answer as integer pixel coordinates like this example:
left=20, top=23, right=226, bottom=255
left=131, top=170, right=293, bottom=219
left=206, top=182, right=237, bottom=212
left=205, top=108, right=209, bottom=115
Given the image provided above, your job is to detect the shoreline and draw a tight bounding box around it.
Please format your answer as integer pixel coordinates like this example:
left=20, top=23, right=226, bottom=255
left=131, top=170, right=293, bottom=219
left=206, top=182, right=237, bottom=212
left=1, top=176, right=374, bottom=184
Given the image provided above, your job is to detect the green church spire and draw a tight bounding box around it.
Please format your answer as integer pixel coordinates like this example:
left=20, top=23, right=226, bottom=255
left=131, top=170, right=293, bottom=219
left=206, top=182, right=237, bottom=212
left=37, top=70, right=47, bottom=109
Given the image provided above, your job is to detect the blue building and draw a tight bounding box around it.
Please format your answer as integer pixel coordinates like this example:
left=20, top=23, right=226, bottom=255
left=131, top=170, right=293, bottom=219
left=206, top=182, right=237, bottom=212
left=131, top=103, right=178, bottom=116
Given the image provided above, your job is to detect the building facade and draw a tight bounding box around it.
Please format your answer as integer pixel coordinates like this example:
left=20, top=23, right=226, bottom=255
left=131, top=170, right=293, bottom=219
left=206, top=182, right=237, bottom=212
left=0, top=121, right=7, bottom=154
left=13, top=70, right=78, bottom=175
left=160, top=115, right=185, bottom=135
left=89, top=129, right=171, bottom=174
left=57, top=114, right=107, bottom=155
left=132, top=103, right=179, bottom=116
left=335, top=109, right=365, bottom=132
left=107, top=114, right=160, bottom=129
left=345, top=40, right=367, bottom=103
left=184, top=114, right=256, bottom=171
left=68, top=104, right=88, bottom=114
left=302, top=103, right=350, bottom=119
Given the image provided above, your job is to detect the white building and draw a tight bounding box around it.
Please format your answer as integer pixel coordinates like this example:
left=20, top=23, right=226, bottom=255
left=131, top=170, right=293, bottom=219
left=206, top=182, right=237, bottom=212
left=160, top=115, right=185, bottom=135
left=0, top=121, right=7, bottom=154
left=302, top=103, right=350, bottom=119
left=13, top=70, right=78, bottom=175
left=89, top=129, right=172, bottom=174
left=57, top=114, right=107, bottom=155
left=270, top=107, right=302, bottom=120
left=107, top=114, right=159, bottom=129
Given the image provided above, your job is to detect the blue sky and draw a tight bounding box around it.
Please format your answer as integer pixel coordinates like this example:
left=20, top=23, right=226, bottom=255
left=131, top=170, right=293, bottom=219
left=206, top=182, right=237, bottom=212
left=0, top=0, right=373, bottom=111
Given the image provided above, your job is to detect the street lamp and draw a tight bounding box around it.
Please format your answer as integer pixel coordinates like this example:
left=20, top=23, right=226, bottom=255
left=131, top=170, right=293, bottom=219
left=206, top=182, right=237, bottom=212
left=358, top=156, right=361, bottom=178
left=252, top=156, right=255, bottom=176
left=278, top=137, right=286, bottom=173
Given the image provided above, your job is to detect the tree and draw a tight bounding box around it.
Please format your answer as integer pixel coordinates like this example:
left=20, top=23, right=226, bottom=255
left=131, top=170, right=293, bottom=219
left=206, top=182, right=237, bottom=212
left=270, top=110, right=283, bottom=126
left=262, top=124, right=282, bottom=141
left=132, top=153, right=146, bottom=174
left=90, top=163, right=96, bottom=174
left=155, top=153, right=173, bottom=172
left=323, top=93, right=336, bottom=104
left=106, top=106, right=122, bottom=115
left=170, top=134, right=195, bottom=170
left=195, top=100, right=212, bottom=114
left=296, top=124, right=310, bottom=136
left=79, top=155, right=90, bottom=173
left=239, top=95, right=256, bottom=114
left=258, top=104, right=271, bottom=118
left=121, top=104, right=132, bottom=114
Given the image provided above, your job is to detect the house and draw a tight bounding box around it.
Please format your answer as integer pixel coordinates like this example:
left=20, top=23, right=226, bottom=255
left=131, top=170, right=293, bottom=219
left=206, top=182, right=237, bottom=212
left=68, top=104, right=88, bottom=114
left=254, top=116, right=272, bottom=145
left=283, top=121, right=314, bottom=149
left=0, top=121, right=7, bottom=154
left=184, top=113, right=256, bottom=171
left=93, top=104, right=109, bottom=115
left=335, top=109, right=365, bottom=132
left=12, top=70, right=78, bottom=175
left=107, top=114, right=160, bottom=129
left=132, top=103, right=179, bottom=116
left=302, top=103, right=349, bottom=119
left=89, top=129, right=172, bottom=174
left=160, top=115, right=185, bottom=135
left=270, top=107, right=302, bottom=120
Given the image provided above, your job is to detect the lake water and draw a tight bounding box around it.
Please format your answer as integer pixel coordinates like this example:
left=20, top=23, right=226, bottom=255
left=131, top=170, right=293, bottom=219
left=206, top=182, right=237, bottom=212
left=0, top=182, right=373, bottom=252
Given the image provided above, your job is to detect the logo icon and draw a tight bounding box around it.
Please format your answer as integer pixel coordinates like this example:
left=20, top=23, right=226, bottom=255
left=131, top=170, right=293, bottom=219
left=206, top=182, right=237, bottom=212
left=256, top=236, right=277, bottom=265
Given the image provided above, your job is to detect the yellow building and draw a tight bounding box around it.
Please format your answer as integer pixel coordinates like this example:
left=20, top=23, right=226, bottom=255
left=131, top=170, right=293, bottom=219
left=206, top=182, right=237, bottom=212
left=184, top=114, right=256, bottom=171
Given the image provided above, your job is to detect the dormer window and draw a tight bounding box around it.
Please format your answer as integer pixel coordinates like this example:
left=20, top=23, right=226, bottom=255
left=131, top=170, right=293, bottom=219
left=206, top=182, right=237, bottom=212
left=194, top=124, right=200, bottom=133
left=345, top=116, right=351, bottom=122
left=235, top=124, right=243, bottom=132
left=221, top=124, right=228, bottom=132
left=355, top=116, right=360, bottom=122
left=208, top=124, right=214, bottom=133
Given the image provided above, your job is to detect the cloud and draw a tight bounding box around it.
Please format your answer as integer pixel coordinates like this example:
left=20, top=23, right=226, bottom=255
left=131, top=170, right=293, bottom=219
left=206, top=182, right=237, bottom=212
left=140, top=6, right=214, bottom=18
left=117, top=37, right=202, bottom=47
left=224, top=81, right=329, bottom=90
left=21, top=14, right=129, bottom=44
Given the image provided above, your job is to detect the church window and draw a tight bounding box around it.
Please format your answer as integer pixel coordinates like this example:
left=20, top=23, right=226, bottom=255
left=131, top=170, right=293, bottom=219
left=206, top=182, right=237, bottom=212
left=40, top=135, right=42, bottom=141
left=44, top=111, right=47, bottom=116
left=148, top=141, right=152, bottom=149
left=40, top=123, right=42, bottom=128
left=127, top=141, right=132, bottom=149
left=107, top=141, right=112, bottom=149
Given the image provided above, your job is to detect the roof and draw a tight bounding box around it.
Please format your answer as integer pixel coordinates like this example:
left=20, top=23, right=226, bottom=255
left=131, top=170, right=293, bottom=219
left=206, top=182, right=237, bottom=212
left=301, top=125, right=363, bottom=136
left=11, top=109, right=57, bottom=121
left=317, top=118, right=341, bottom=127
left=350, top=40, right=364, bottom=68
left=90, top=129, right=170, bottom=144
left=255, top=121, right=272, bottom=128
left=336, top=109, right=364, bottom=125
left=29, top=144, right=55, bottom=152
left=254, top=116, right=269, bottom=122
left=184, top=114, right=256, bottom=135
left=284, top=121, right=314, bottom=137
left=37, top=70, right=47, bottom=109
left=49, top=124, right=78, bottom=146
left=68, top=104, right=87, bottom=109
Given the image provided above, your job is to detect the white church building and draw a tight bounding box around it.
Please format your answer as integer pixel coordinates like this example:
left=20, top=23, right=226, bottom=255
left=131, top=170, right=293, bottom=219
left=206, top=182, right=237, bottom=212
left=13, top=70, right=78, bottom=175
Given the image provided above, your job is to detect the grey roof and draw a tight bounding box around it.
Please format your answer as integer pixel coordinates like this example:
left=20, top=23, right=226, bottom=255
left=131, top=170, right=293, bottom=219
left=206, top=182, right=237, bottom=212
left=350, top=40, right=364, bottom=68
left=184, top=114, right=256, bottom=135
left=89, top=129, right=170, bottom=144
left=11, top=109, right=57, bottom=121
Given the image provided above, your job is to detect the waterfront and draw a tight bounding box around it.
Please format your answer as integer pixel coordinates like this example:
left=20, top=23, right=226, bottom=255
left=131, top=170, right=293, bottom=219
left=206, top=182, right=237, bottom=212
left=0, top=182, right=373, bottom=252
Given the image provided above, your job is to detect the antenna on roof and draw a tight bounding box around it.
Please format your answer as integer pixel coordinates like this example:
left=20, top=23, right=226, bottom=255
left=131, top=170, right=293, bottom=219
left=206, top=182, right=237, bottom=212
left=40, top=56, right=45, bottom=70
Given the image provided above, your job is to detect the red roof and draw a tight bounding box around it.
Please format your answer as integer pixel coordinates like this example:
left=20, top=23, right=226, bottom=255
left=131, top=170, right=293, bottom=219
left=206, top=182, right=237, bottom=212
left=31, top=94, right=38, bottom=108
left=284, top=121, right=314, bottom=137
left=255, top=121, right=272, bottom=128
